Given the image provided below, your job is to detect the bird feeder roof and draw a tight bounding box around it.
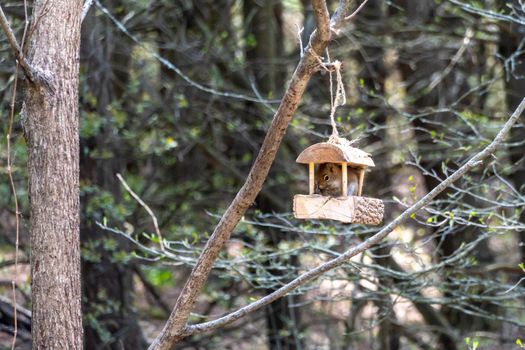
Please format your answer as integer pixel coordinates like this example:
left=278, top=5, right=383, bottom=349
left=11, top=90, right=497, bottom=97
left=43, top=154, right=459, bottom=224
left=296, top=142, right=375, bottom=168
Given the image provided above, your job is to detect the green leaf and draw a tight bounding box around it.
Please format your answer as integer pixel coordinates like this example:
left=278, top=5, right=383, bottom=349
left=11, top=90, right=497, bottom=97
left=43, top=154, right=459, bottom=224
left=519, top=263, right=525, bottom=272
left=246, top=33, right=257, bottom=48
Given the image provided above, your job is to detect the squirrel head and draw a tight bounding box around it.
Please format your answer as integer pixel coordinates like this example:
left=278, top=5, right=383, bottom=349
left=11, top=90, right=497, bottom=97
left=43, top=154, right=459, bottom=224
left=316, top=163, right=342, bottom=192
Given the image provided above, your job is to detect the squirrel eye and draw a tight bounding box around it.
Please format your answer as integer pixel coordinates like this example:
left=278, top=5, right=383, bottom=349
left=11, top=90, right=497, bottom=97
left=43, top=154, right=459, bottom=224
left=323, top=175, right=329, bottom=181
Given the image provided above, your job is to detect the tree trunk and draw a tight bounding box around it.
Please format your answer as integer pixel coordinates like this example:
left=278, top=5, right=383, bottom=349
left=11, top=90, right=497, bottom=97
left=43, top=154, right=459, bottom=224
left=21, top=0, right=83, bottom=348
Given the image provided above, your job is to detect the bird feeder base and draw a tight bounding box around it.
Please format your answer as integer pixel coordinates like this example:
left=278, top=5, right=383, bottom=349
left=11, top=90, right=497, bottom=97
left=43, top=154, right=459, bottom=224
left=293, top=194, right=384, bottom=225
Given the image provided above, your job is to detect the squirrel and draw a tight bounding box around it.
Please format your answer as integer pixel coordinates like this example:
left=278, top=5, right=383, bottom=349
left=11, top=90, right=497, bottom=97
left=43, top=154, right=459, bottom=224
left=316, top=163, right=359, bottom=197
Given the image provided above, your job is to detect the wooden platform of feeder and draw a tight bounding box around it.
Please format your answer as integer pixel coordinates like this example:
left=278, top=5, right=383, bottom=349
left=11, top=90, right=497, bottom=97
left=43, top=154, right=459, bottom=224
left=293, top=194, right=384, bottom=225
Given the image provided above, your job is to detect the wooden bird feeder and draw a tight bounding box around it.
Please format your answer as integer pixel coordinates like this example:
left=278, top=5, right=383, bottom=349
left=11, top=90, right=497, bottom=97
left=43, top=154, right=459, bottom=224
left=293, top=142, right=384, bottom=225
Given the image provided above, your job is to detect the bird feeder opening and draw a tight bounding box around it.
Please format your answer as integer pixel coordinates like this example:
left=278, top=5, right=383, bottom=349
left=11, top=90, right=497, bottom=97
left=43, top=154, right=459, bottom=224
left=293, top=141, right=384, bottom=225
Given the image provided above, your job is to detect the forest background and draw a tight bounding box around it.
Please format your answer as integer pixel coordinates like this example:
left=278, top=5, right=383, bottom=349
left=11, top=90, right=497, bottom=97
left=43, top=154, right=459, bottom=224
left=1, top=0, right=525, bottom=349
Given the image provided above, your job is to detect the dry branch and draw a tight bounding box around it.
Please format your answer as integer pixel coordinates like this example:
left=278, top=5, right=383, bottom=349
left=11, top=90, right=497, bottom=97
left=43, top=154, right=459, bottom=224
left=0, top=4, right=37, bottom=83
left=345, top=0, right=370, bottom=20
left=116, top=173, right=165, bottom=252
left=312, top=0, right=331, bottom=42
left=81, top=0, right=95, bottom=22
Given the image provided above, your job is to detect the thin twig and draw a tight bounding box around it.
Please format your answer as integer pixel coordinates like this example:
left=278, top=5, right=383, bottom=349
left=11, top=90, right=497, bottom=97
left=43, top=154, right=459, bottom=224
left=449, top=0, right=525, bottom=26
left=0, top=259, right=29, bottom=270
left=7, top=2, right=29, bottom=347
left=429, top=27, right=474, bottom=90
left=7, top=47, right=23, bottom=350
left=116, top=173, right=165, bottom=252
left=7, top=60, right=21, bottom=350
left=497, top=277, right=525, bottom=295
left=0, top=4, right=35, bottom=83
left=345, top=0, right=370, bottom=20
left=81, top=0, right=95, bottom=23
left=295, top=24, right=304, bottom=57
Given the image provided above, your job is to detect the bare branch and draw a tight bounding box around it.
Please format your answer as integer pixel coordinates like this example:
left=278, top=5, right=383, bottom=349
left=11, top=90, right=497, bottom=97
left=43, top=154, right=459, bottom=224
left=449, top=0, right=525, bottom=26
left=312, top=0, right=331, bottom=43
left=331, top=0, right=352, bottom=27
left=0, top=4, right=36, bottom=83
left=116, top=173, right=165, bottom=252
left=295, top=24, right=304, bottom=57
left=177, top=98, right=525, bottom=337
left=428, top=27, right=474, bottom=90
left=81, top=0, right=95, bottom=23
left=345, top=0, right=370, bottom=21
left=0, top=259, right=29, bottom=270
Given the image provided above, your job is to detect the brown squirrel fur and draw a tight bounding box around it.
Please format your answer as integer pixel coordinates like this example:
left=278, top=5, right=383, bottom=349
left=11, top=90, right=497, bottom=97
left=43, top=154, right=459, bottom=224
left=316, top=163, right=359, bottom=197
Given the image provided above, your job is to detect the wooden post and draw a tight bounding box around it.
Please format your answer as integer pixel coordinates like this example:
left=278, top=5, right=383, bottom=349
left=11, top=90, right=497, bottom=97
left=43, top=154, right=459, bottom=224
left=358, top=168, right=365, bottom=196
left=342, top=162, right=348, bottom=196
left=309, top=162, right=315, bottom=195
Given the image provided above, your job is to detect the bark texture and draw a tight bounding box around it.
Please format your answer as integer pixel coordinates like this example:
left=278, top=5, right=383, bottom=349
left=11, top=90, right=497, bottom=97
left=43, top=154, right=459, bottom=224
left=21, top=0, right=83, bottom=348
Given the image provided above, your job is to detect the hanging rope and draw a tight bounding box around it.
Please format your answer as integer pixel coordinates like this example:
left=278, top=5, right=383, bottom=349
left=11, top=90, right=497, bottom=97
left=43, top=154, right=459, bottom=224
left=327, top=52, right=346, bottom=138
left=310, top=48, right=350, bottom=146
